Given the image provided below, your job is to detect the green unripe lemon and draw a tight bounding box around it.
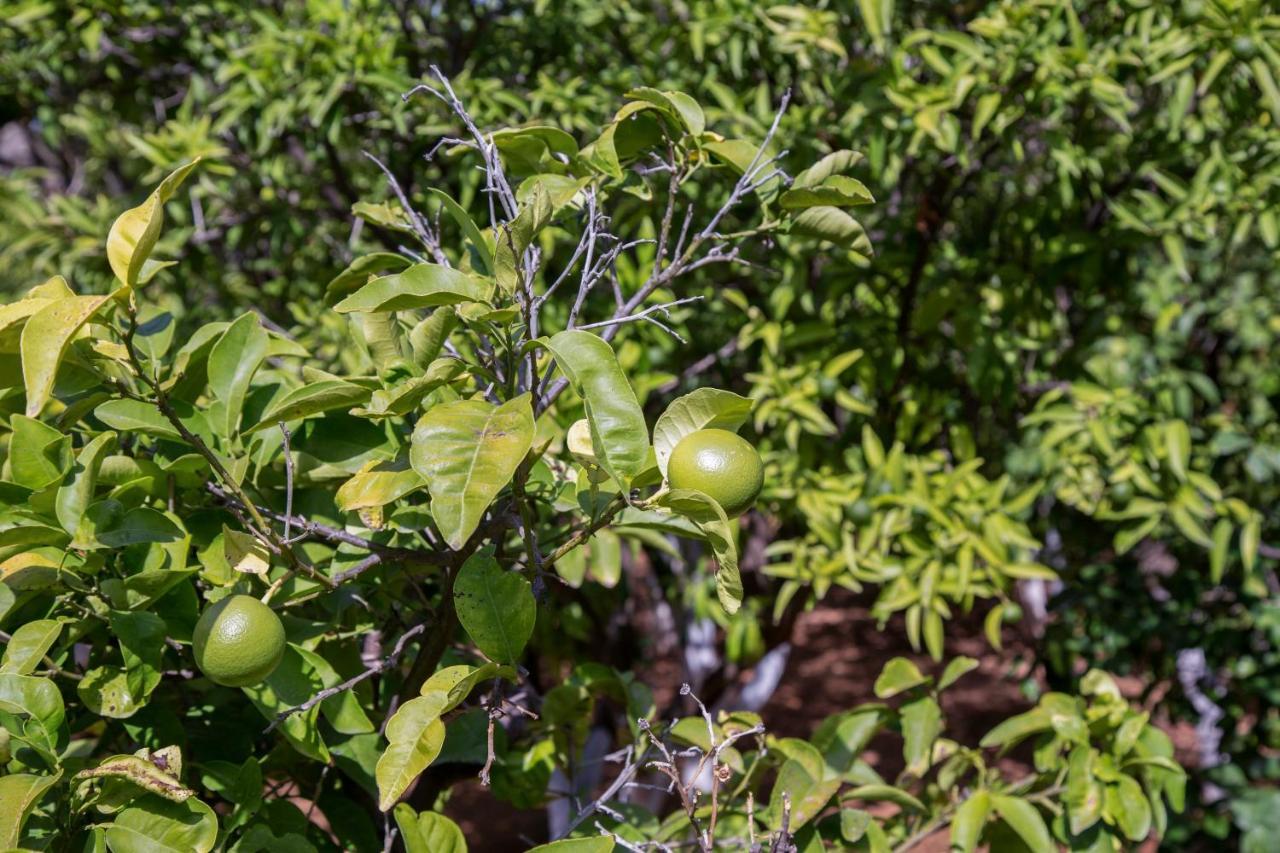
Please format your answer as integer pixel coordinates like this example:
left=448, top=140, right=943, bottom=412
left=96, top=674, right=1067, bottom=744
left=1110, top=481, right=1134, bottom=504
left=667, top=429, right=763, bottom=517
left=845, top=499, right=873, bottom=525
left=1233, top=36, right=1258, bottom=60
left=193, top=595, right=286, bottom=687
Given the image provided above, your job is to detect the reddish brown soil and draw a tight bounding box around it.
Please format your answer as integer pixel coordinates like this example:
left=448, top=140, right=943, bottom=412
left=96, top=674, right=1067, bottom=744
left=444, top=590, right=1044, bottom=850
left=761, top=594, right=1038, bottom=749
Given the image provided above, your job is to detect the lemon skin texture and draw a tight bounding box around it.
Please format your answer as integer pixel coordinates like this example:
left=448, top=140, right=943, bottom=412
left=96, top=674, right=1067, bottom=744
left=193, top=594, right=287, bottom=687
left=667, top=429, right=764, bottom=518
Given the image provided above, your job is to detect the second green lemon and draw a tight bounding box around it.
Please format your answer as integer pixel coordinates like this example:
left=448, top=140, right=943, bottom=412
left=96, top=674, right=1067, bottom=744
left=667, top=428, right=764, bottom=517
left=193, top=594, right=287, bottom=687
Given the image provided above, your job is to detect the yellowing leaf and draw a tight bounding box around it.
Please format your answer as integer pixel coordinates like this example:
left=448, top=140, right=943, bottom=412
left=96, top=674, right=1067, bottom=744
left=336, top=460, right=424, bottom=513
left=411, top=395, right=534, bottom=550
left=20, top=293, right=114, bottom=417
left=106, top=160, right=200, bottom=287
left=223, top=527, right=270, bottom=576
left=73, top=754, right=194, bottom=802
left=0, top=771, right=61, bottom=848
left=376, top=691, right=448, bottom=811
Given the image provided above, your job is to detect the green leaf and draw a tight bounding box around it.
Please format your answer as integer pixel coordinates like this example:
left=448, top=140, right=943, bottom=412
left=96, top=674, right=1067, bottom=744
left=95, top=507, right=184, bottom=548
left=244, top=380, right=372, bottom=434
left=223, top=527, right=270, bottom=576
left=1000, top=562, right=1058, bottom=581
left=111, top=610, right=165, bottom=705
left=780, top=175, right=875, bottom=209
left=526, top=839, right=615, bottom=853
left=1066, top=747, right=1103, bottom=835
left=0, top=771, right=61, bottom=847
left=355, top=359, right=463, bottom=418
left=990, top=795, right=1052, bottom=851
left=656, top=489, right=742, bottom=613
left=0, top=673, right=66, bottom=762
left=21, top=293, right=114, bottom=417
left=855, top=0, right=892, bottom=52
left=94, top=398, right=182, bottom=440
left=0, top=293, right=57, bottom=340
left=103, top=794, right=218, bottom=853
left=813, top=707, right=883, bottom=776
left=1114, top=515, right=1160, bottom=556
left=393, top=805, right=467, bottom=853
left=1209, top=518, right=1232, bottom=583
left=541, top=331, right=649, bottom=492
left=1106, top=775, right=1152, bottom=842
left=293, top=645, right=375, bottom=736
left=872, top=658, right=928, bottom=698
left=494, top=184, right=551, bottom=295
left=375, top=691, right=448, bottom=811
left=208, top=312, right=268, bottom=439
left=980, top=707, right=1052, bottom=748
left=518, top=174, right=590, bottom=211
left=769, top=756, right=842, bottom=832
left=840, top=808, right=872, bottom=843
left=410, top=394, right=534, bottom=549
left=951, top=790, right=990, bottom=853
left=106, top=160, right=200, bottom=287
left=8, top=415, right=72, bottom=490
left=652, top=388, right=753, bottom=479
left=453, top=552, right=536, bottom=664
left=624, top=87, right=706, bottom=135
left=409, top=309, right=460, bottom=368
left=324, top=253, right=412, bottom=306
left=242, top=646, right=330, bottom=763
left=937, top=656, right=979, bottom=690
left=844, top=784, right=925, bottom=812
left=429, top=189, right=492, bottom=276
left=491, top=126, right=579, bottom=167
left=421, top=661, right=518, bottom=712
left=900, top=696, right=941, bottom=777
left=788, top=206, right=873, bottom=257
left=55, top=430, right=116, bottom=535
left=1241, top=513, right=1260, bottom=574
left=1, top=619, right=61, bottom=675
left=1164, top=420, right=1191, bottom=481
left=794, top=151, right=864, bottom=189
left=79, top=666, right=145, bottom=719
left=334, top=264, right=491, bottom=313
left=704, top=139, right=766, bottom=175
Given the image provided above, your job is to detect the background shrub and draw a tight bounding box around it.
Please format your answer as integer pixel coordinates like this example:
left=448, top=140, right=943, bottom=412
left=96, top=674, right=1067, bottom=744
left=2, top=0, right=1278, bottom=849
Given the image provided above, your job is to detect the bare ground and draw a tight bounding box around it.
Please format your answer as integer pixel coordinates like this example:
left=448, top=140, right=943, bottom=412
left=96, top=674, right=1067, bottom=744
left=444, top=590, right=1046, bottom=850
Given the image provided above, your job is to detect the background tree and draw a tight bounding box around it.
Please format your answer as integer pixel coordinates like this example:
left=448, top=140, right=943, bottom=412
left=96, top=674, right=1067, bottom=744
left=2, top=0, right=1278, bottom=848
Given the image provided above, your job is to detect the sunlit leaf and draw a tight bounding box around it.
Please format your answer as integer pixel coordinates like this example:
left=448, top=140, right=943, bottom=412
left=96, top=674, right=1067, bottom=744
left=410, top=395, right=534, bottom=549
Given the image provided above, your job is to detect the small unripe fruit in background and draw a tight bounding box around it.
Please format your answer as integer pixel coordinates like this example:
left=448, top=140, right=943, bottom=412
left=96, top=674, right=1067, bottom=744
left=845, top=499, right=873, bottom=524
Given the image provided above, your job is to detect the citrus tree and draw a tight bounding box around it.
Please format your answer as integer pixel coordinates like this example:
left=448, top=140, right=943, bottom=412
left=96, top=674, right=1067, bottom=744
left=0, top=75, right=1189, bottom=850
